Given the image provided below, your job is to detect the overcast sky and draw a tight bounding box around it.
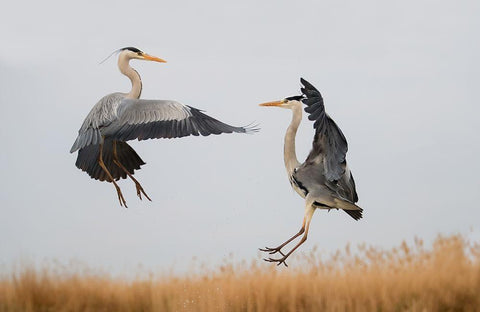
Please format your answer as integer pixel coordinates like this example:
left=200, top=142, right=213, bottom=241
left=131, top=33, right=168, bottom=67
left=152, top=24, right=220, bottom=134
left=1, top=0, right=479, bottom=274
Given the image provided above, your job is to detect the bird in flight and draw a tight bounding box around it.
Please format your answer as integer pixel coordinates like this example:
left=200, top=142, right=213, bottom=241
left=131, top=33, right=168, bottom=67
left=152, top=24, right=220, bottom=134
left=70, top=47, right=255, bottom=207
left=259, top=78, right=362, bottom=267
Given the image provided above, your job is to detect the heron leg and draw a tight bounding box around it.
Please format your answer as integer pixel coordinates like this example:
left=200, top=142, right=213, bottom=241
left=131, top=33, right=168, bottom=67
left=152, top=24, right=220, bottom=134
left=112, top=141, right=151, bottom=201
left=98, top=141, right=128, bottom=208
left=261, top=206, right=315, bottom=267
left=259, top=227, right=305, bottom=257
left=259, top=209, right=310, bottom=256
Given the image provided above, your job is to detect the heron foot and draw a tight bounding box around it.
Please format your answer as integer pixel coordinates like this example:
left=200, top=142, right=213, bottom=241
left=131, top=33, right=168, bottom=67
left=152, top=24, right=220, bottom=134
left=259, top=246, right=286, bottom=257
left=134, top=182, right=151, bottom=201
left=113, top=184, right=128, bottom=208
left=259, top=247, right=288, bottom=266
left=263, top=256, right=289, bottom=267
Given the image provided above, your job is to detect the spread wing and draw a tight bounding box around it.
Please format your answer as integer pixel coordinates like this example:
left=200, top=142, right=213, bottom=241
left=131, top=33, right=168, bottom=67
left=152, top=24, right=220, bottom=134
left=71, top=95, right=256, bottom=153
left=105, top=98, right=255, bottom=141
left=300, top=78, right=348, bottom=182
left=300, top=78, right=358, bottom=204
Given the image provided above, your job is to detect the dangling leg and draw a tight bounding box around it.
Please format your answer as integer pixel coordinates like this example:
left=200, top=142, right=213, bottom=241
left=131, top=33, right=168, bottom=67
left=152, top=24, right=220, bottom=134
left=98, top=141, right=128, bottom=207
left=259, top=202, right=314, bottom=257
left=111, top=141, right=151, bottom=201
left=262, top=205, right=316, bottom=267
left=259, top=222, right=306, bottom=257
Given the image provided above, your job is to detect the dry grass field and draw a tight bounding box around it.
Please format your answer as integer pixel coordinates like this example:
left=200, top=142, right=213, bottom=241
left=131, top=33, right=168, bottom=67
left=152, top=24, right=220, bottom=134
left=1, top=234, right=479, bottom=312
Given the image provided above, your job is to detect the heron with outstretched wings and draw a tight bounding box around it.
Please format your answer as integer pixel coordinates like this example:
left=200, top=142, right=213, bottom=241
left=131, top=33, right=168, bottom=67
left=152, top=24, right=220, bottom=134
left=71, top=47, right=256, bottom=207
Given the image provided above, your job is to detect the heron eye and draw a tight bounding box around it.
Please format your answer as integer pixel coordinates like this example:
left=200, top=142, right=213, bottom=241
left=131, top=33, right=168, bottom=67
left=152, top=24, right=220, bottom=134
left=137, top=52, right=143, bottom=56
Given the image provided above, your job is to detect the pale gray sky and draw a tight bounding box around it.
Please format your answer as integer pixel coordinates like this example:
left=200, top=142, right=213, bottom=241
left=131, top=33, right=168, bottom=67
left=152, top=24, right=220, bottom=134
left=1, top=0, right=479, bottom=274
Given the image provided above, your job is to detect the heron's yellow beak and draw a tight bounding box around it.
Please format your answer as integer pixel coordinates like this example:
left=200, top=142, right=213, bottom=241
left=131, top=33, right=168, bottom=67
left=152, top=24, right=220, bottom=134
left=142, top=53, right=167, bottom=63
left=259, top=100, right=286, bottom=107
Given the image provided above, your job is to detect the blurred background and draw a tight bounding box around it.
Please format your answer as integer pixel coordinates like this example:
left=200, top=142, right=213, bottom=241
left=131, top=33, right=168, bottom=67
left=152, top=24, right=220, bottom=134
left=0, top=0, right=478, bottom=275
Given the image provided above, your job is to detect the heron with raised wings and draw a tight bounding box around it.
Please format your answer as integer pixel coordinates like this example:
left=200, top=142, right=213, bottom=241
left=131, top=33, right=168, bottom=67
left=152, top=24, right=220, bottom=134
left=70, top=47, right=255, bottom=207
left=259, top=78, right=362, bottom=266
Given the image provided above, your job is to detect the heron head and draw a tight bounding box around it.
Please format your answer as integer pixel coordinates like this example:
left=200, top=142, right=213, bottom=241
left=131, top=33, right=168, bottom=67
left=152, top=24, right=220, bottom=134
left=119, top=47, right=167, bottom=63
left=259, top=95, right=304, bottom=109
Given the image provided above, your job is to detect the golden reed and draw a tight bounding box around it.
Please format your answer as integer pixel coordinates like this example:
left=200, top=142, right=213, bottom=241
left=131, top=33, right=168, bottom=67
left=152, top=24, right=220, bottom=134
left=1, top=234, right=479, bottom=311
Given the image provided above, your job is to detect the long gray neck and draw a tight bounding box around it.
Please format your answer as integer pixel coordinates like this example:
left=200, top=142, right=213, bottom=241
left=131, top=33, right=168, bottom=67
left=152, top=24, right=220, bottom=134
left=284, top=102, right=302, bottom=175
left=118, top=54, right=142, bottom=99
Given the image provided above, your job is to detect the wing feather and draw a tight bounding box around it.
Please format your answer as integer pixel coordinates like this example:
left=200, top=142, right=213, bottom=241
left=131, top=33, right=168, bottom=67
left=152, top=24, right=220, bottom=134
left=300, top=78, right=349, bottom=182
left=295, top=78, right=360, bottom=218
left=71, top=95, right=257, bottom=153
left=104, top=99, right=254, bottom=142
left=70, top=93, right=124, bottom=153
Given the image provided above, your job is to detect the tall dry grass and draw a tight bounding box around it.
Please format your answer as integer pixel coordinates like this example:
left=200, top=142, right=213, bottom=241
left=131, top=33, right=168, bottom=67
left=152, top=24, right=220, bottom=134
left=1, top=234, right=480, bottom=311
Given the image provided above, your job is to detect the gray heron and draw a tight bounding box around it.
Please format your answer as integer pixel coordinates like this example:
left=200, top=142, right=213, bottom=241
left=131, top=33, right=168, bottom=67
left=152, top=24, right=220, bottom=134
left=70, top=47, right=255, bottom=207
left=259, top=78, right=362, bottom=266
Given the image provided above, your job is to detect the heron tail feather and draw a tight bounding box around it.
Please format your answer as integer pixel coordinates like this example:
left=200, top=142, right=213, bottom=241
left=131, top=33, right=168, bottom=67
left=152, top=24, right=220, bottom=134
left=331, top=198, right=363, bottom=220
left=344, top=209, right=363, bottom=220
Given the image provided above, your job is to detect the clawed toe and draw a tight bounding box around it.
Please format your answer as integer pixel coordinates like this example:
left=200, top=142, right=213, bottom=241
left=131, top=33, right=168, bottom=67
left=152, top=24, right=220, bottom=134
left=112, top=156, right=151, bottom=203
left=259, top=247, right=286, bottom=256
left=115, top=188, right=128, bottom=208
left=263, top=257, right=288, bottom=267
left=135, top=183, right=151, bottom=201
left=260, top=247, right=288, bottom=266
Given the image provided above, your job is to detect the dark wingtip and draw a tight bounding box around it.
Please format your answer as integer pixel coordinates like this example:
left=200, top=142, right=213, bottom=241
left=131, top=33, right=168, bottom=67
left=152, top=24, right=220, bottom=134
left=299, top=78, right=323, bottom=105
left=300, top=77, right=319, bottom=91
left=300, top=77, right=314, bottom=89
left=243, top=122, right=260, bottom=134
